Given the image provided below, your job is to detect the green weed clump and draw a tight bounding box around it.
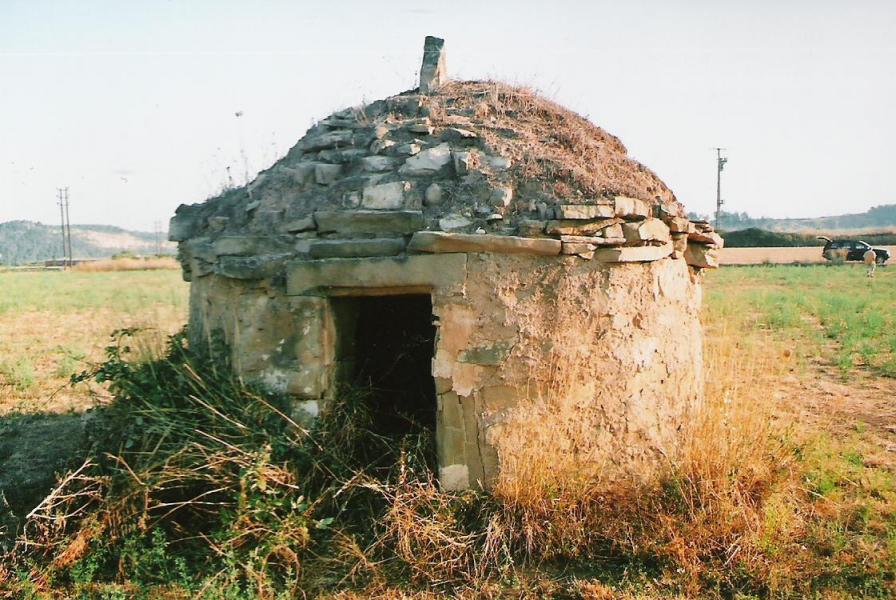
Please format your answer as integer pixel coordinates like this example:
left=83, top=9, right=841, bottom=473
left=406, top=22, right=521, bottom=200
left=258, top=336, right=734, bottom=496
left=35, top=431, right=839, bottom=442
left=0, top=358, right=36, bottom=392
left=2, top=328, right=895, bottom=598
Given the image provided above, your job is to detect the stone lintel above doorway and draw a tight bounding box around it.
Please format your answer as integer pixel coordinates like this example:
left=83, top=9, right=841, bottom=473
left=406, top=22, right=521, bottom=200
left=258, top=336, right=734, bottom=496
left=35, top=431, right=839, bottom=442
left=286, top=254, right=467, bottom=297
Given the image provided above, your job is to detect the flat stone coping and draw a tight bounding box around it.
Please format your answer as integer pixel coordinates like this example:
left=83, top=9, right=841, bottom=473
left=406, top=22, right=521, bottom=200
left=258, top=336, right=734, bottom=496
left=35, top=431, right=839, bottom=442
left=408, top=231, right=562, bottom=255
left=287, top=254, right=467, bottom=296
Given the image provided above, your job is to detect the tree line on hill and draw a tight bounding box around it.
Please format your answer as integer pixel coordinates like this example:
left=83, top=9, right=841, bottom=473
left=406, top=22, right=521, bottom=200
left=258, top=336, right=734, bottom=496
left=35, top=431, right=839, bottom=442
left=689, top=203, right=896, bottom=233
left=685, top=204, right=896, bottom=247
left=0, top=220, right=172, bottom=265
left=719, top=228, right=896, bottom=248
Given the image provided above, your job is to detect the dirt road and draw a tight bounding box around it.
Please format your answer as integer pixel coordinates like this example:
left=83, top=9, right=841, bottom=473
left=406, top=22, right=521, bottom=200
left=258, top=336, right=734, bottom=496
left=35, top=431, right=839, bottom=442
left=719, top=245, right=896, bottom=265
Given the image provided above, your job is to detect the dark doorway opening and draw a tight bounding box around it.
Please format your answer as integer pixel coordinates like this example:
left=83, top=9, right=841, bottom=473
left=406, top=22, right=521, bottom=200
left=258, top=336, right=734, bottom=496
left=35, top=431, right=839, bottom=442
left=331, top=294, right=437, bottom=464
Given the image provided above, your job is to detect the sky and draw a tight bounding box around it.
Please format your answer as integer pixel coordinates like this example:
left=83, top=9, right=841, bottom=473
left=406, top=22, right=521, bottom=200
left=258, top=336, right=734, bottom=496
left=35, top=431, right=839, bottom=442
left=1, top=0, right=894, bottom=232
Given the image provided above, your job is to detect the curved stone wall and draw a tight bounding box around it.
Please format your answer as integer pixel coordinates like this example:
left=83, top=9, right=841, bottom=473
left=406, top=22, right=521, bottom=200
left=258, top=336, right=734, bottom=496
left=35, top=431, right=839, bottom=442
left=185, top=250, right=702, bottom=490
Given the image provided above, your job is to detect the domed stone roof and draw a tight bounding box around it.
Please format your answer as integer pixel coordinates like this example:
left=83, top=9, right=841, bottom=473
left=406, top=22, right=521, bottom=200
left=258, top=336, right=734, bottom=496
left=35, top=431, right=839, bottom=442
left=170, top=37, right=722, bottom=275
left=175, top=80, right=686, bottom=236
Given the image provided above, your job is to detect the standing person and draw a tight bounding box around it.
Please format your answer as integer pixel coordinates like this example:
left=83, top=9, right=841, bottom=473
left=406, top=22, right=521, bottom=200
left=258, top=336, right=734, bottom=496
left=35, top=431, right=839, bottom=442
left=864, top=248, right=877, bottom=277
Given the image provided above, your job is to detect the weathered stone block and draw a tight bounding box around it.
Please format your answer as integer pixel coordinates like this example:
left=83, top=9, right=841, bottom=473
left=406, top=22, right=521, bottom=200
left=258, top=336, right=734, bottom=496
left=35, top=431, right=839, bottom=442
left=688, top=230, right=724, bottom=248
left=437, top=426, right=467, bottom=466
left=286, top=254, right=467, bottom=296
left=216, top=253, right=292, bottom=280
left=545, top=218, right=622, bottom=236
left=601, top=223, right=626, bottom=241
left=446, top=127, right=477, bottom=140
left=614, top=195, right=652, bottom=219
left=622, top=218, right=671, bottom=245
left=490, top=186, right=513, bottom=207
left=398, top=143, right=452, bottom=175
left=278, top=217, right=316, bottom=234
left=561, top=240, right=596, bottom=256
left=461, top=395, right=485, bottom=485
left=458, top=341, right=513, bottom=365
left=593, top=241, right=674, bottom=263
left=395, top=142, right=421, bottom=156
left=408, top=231, right=561, bottom=256
left=517, top=220, right=546, bottom=236
left=424, top=183, right=443, bottom=206
left=438, top=215, right=472, bottom=231
left=439, top=464, right=469, bottom=491
left=684, top=243, right=720, bottom=268
left=419, top=35, right=447, bottom=94
left=212, top=235, right=292, bottom=256
left=207, top=216, right=229, bottom=233
left=301, top=129, right=353, bottom=152
left=361, top=181, right=409, bottom=209
left=181, top=237, right=216, bottom=263
left=438, top=388, right=463, bottom=420
left=290, top=163, right=316, bottom=184
left=309, top=238, right=406, bottom=259
left=665, top=216, right=691, bottom=233
left=370, top=138, right=397, bottom=154
left=407, top=118, right=434, bottom=135
left=286, top=366, right=328, bottom=398
left=671, top=232, right=688, bottom=258
left=360, top=155, right=396, bottom=172
left=168, top=204, right=202, bottom=241
left=314, top=209, right=424, bottom=235
left=212, top=235, right=258, bottom=256
left=555, top=203, right=614, bottom=220
left=188, top=257, right=213, bottom=279
left=453, top=150, right=473, bottom=174
left=314, top=163, right=342, bottom=185
left=480, top=386, right=518, bottom=412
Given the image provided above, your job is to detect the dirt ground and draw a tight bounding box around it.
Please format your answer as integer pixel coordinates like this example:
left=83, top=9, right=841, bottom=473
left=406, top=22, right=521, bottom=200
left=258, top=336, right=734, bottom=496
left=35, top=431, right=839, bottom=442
left=778, top=359, right=896, bottom=462
left=719, top=245, right=896, bottom=265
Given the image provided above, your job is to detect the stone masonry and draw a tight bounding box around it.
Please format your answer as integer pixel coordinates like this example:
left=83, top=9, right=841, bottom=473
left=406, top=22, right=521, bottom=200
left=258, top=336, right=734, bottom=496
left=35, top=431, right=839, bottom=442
left=171, top=37, right=720, bottom=491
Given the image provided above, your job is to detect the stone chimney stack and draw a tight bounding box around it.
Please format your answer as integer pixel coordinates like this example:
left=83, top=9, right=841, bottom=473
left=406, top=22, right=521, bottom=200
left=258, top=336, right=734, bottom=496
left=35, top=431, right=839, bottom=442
left=419, top=36, right=447, bottom=94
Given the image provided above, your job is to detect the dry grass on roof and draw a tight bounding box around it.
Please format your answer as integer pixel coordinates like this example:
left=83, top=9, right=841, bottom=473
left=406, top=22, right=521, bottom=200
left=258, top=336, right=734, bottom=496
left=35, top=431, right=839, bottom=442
left=429, top=80, right=681, bottom=211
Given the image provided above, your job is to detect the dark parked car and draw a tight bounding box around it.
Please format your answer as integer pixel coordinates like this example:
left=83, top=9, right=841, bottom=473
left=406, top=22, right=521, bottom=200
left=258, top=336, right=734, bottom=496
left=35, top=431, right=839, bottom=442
left=818, top=237, right=890, bottom=264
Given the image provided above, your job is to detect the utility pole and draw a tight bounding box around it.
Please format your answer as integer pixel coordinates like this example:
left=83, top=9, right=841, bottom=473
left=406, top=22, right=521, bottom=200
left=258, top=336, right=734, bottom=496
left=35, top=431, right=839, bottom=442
left=63, top=187, right=72, bottom=266
left=56, top=188, right=67, bottom=265
left=713, top=148, right=728, bottom=230
left=153, top=220, right=162, bottom=256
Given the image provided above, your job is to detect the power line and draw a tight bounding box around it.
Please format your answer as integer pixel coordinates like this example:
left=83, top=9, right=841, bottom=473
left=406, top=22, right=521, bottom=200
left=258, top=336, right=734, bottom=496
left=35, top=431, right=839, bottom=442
left=63, top=188, right=72, bottom=266
left=153, top=220, right=163, bottom=256
left=56, top=188, right=67, bottom=264
left=713, top=148, right=728, bottom=230
left=56, top=187, right=72, bottom=267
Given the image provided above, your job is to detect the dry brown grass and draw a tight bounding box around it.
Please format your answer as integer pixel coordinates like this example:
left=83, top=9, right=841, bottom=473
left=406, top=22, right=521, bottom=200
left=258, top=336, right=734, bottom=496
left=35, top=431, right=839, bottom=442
left=0, top=270, right=187, bottom=415
left=429, top=81, right=683, bottom=215
left=71, top=257, right=179, bottom=272
left=354, top=312, right=803, bottom=595
left=4, top=269, right=895, bottom=597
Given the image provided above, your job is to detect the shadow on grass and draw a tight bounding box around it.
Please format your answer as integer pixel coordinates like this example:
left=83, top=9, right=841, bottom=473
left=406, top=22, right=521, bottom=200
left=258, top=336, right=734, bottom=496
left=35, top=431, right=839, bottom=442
left=0, top=409, right=92, bottom=546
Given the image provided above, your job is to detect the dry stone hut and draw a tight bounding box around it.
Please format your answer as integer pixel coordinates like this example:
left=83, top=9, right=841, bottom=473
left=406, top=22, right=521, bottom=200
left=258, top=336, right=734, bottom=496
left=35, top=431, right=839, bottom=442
left=170, top=37, right=722, bottom=491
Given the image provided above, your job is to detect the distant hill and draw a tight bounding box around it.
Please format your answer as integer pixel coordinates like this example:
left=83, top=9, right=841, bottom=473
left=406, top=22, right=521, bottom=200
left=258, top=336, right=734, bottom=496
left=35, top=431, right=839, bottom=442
left=0, top=220, right=175, bottom=265
left=690, top=204, right=896, bottom=233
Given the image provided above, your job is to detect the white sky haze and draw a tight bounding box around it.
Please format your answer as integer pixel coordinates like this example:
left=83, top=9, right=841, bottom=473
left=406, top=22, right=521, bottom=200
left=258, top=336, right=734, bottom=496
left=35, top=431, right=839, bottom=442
left=1, top=0, right=894, bottom=231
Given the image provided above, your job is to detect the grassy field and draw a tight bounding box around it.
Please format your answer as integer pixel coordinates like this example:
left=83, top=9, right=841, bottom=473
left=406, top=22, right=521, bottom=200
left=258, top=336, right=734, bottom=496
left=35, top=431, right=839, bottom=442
left=706, top=263, right=896, bottom=376
left=1, top=264, right=895, bottom=598
left=0, top=270, right=188, bottom=414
